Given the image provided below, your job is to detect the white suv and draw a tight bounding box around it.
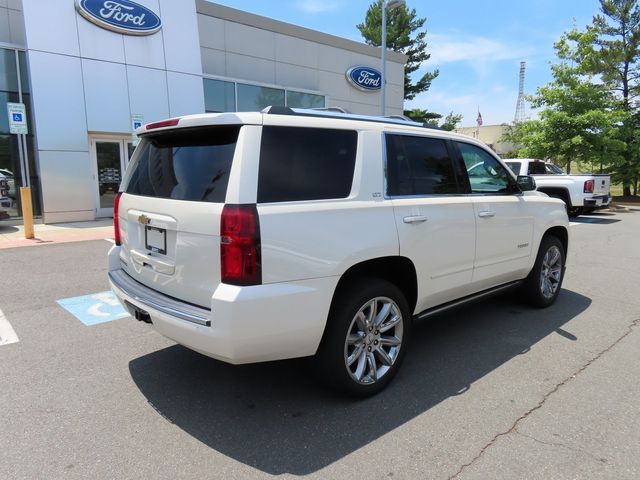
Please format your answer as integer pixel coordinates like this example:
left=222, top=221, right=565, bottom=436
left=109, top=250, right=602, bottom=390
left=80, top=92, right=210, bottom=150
left=108, top=107, right=569, bottom=396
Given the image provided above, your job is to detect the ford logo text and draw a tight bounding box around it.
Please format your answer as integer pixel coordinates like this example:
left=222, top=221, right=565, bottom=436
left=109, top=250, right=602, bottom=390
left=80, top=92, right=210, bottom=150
left=76, top=0, right=162, bottom=36
left=346, top=66, right=382, bottom=92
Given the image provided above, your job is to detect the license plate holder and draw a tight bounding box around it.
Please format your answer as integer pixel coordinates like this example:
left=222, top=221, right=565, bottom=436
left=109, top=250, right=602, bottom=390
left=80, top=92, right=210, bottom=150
left=145, top=226, right=166, bottom=255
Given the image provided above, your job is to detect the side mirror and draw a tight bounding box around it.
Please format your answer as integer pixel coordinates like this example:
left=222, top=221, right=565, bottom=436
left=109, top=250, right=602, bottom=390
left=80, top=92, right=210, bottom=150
left=517, top=175, right=536, bottom=191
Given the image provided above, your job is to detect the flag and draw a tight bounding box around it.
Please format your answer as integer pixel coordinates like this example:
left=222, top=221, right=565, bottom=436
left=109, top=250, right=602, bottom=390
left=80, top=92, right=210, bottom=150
left=476, top=111, right=483, bottom=127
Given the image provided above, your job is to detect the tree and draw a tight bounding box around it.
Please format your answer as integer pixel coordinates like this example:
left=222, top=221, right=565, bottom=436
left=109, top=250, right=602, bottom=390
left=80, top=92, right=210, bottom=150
left=357, top=2, right=439, bottom=100
left=402, top=109, right=462, bottom=130
left=557, top=0, right=640, bottom=195
left=504, top=62, right=623, bottom=174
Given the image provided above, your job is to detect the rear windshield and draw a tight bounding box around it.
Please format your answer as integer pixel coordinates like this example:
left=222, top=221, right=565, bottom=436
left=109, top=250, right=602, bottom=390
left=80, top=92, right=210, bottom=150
left=125, top=126, right=240, bottom=203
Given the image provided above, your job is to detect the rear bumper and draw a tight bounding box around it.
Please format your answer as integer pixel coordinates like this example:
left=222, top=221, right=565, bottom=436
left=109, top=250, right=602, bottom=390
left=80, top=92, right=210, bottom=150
left=584, top=195, right=611, bottom=208
left=108, top=257, right=337, bottom=364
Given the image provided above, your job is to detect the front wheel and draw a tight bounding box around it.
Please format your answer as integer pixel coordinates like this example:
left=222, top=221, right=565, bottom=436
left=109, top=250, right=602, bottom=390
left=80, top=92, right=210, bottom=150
left=316, top=278, right=411, bottom=397
left=522, top=236, right=565, bottom=308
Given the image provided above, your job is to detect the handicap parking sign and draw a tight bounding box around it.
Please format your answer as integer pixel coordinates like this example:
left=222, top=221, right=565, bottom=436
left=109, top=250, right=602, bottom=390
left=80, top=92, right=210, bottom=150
left=7, top=102, right=28, bottom=134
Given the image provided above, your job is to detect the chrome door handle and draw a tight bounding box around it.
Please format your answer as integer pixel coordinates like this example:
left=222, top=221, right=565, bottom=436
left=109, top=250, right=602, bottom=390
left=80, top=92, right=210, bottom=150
left=403, top=215, right=428, bottom=224
left=478, top=211, right=495, bottom=218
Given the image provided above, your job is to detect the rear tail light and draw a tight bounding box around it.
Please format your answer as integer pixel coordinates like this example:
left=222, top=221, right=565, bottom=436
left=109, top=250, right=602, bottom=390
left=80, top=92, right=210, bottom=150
left=220, top=204, right=261, bottom=286
left=584, top=180, right=594, bottom=193
left=113, top=192, right=123, bottom=246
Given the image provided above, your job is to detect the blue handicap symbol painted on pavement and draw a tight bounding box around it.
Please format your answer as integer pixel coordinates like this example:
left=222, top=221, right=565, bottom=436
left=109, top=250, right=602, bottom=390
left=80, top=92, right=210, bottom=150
left=57, top=291, right=130, bottom=326
left=12, top=113, right=22, bottom=122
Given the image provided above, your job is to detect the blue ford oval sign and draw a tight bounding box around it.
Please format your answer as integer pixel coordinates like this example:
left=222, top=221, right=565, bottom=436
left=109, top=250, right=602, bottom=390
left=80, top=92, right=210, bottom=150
left=346, top=66, right=382, bottom=92
left=76, top=0, right=162, bottom=36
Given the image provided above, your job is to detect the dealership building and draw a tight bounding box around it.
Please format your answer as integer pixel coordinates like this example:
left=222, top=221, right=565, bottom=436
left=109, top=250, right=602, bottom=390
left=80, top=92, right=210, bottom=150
left=0, top=0, right=406, bottom=223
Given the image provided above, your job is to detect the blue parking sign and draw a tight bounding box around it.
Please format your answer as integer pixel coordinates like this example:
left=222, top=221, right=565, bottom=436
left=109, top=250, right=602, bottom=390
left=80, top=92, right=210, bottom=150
left=12, top=113, right=22, bottom=122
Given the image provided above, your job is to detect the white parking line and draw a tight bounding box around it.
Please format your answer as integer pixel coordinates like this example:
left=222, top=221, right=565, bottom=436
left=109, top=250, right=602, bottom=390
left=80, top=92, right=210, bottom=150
left=0, top=308, right=19, bottom=346
left=104, top=238, right=115, bottom=244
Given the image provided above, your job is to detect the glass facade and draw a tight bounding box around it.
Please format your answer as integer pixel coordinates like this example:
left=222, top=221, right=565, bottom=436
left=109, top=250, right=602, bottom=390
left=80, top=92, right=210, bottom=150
left=0, top=48, right=41, bottom=219
left=203, top=78, right=325, bottom=113
left=203, top=78, right=235, bottom=113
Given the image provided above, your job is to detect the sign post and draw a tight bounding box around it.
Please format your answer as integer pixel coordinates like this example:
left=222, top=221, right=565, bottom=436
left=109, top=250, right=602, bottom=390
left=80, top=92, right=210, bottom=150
left=7, top=102, right=34, bottom=239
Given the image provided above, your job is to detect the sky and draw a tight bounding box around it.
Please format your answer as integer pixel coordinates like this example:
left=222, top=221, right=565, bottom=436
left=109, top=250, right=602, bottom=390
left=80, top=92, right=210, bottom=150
left=209, top=0, right=603, bottom=126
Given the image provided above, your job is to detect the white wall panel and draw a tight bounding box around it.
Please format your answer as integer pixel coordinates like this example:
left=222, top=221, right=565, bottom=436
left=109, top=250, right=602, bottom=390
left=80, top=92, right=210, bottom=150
left=275, top=34, right=318, bottom=69
left=77, top=15, right=125, bottom=63
left=126, top=65, right=169, bottom=123
left=275, top=63, right=318, bottom=91
left=226, top=52, right=274, bottom=84
left=198, top=14, right=225, bottom=50
left=123, top=32, right=166, bottom=70
left=21, top=0, right=79, bottom=56
left=0, top=8, right=10, bottom=44
left=122, top=0, right=164, bottom=69
left=317, top=44, right=351, bottom=74
left=167, top=72, right=204, bottom=117
left=0, top=1, right=8, bottom=9
left=201, top=47, right=226, bottom=76
left=8, top=8, right=26, bottom=46
left=318, top=70, right=352, bottom=101
left=83, top=59, right=130, bottom=133
left=386, top=62, right=404, bottom=87
left=225, top=22, right=275, bottom=60
left=160, top=0, right=201, bottom=74
left=28, top=51, right=88, bottom=151
left=39, top=150, right=94, bottom=215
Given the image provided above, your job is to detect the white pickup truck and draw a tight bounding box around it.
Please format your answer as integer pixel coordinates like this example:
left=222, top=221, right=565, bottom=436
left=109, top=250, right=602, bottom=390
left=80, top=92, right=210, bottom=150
left=503, top=159, right=611, bottom=217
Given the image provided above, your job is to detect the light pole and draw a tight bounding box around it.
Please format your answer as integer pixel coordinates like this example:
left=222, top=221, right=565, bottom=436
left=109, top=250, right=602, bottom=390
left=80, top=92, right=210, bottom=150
left=381, top=0, right=405, bottom=116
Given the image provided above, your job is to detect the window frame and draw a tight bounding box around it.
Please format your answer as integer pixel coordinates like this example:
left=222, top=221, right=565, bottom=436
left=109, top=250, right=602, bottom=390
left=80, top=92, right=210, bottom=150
left=383, top=131, right=468, bottom=199
left=451, top=140, right=521, bottom=196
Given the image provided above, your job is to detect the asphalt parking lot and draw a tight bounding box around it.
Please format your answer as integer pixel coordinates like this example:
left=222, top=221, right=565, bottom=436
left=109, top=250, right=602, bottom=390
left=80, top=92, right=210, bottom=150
left=1, top=209, right=639, bottom=480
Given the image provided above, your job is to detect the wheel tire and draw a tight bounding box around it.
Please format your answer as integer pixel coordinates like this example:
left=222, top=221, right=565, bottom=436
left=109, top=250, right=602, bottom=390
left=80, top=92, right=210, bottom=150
left=522, top=235, right=565, bottom=308
left=316, top=278, right=411, bottom=397
left=568, top=208, right=580, bottom=218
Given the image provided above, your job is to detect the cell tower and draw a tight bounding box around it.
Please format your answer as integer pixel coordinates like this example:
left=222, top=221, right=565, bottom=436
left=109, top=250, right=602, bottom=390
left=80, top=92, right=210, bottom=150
left=514, top=61, right=526, bottom=123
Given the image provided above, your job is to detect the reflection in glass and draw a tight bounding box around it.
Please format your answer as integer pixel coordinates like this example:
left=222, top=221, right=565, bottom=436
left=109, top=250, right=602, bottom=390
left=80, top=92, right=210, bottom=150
left=97, top=142, right=122, bottom=209
left=204, top=79, right=236, bottom=112
left=237, top=83, right=285, bottom=111
left=286, top=91, right=325, bottom=109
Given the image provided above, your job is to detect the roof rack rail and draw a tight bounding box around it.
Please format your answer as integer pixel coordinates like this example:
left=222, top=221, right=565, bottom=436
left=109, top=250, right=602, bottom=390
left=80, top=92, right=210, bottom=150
left=260, top=105, right=445, bottom=131
left=384, top=114, right=413, bottom=122
left=311, top=106, right=351, bottom=114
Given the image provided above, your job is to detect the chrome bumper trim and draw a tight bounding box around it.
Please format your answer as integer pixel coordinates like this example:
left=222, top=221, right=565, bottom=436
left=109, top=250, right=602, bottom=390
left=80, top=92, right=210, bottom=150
left=109, top=269, right=212, bottom=327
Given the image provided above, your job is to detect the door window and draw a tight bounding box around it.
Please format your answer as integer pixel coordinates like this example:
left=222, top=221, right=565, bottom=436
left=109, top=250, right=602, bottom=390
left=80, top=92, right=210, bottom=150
left=457, top=142, right=513, bottom=194
left=386, top=134, right=461, bottom=196
left=96, top=142, right=122, bottom=210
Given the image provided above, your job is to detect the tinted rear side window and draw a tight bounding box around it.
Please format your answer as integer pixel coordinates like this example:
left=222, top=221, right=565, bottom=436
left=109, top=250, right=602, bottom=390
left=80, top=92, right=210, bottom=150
left=125, top=126, right=240, bottom=203
left=386, top=134, right=460, bottom=196
left=258, top=126, right=357, bottom=203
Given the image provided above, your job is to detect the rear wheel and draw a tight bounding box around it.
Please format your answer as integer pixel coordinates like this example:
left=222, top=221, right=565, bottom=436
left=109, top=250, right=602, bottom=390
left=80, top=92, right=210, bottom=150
left=522, top=236, right=565, bottom=308
left=316, top=278, right=411, bottom=397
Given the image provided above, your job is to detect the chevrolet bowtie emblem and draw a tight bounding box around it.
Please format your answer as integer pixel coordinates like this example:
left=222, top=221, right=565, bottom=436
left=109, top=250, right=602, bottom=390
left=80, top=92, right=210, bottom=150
left=138, top=214, right=151, bottom=225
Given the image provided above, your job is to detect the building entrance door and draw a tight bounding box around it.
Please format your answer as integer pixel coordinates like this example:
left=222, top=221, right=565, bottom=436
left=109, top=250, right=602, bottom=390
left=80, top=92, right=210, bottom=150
left=91, top=137, right=135, bottom=218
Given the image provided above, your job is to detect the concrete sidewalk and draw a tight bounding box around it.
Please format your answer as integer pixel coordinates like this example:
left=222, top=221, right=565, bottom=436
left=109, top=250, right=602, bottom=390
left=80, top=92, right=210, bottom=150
left=0, top=219, right=114, bottom=249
